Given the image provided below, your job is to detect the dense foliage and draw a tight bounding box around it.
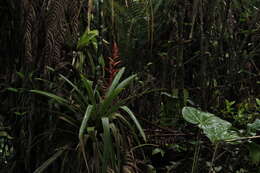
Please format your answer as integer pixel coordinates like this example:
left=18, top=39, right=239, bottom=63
left=0, top=0, right=259, bottom=172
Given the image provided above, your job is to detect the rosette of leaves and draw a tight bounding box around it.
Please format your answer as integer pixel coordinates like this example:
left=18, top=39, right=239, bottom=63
left=30, top=67, right=146, bottom=173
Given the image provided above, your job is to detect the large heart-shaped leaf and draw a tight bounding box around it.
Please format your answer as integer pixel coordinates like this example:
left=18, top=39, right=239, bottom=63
left=182, top=107, right=239, bottom=144
left=182, top=107, right=214, bottom=125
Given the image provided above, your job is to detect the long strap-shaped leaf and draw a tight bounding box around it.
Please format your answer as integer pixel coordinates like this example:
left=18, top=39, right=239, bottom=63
left=120, top=106, right=146, bottom=142
left=101, top=117, right=113, bottom=173
left=100, top=73, right=137, bottom=117
left=105, top=67, right=125, bottom=98
left=79, top=105, right=93, bottom=171
left=81, top=74, right=96, bottom=106
left=33, top=147, right=66, bottom=173
left=30, top=90, right=69, bottom=103
left=29, top=90, right=77, bottom=113
left=59, top=74, right=89, bottom=106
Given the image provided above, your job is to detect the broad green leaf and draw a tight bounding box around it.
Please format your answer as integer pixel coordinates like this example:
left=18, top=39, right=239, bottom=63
left=182, top=106, right=213, bottom=125
left=121, top=106, right=146, bottom=142
left=203, top=127, right=239, bottom=143
left=203, top=116, right=231, bottom=131
left=182, top=106, right=239, bottom=144
left=77, top=30, right=99, bottom=49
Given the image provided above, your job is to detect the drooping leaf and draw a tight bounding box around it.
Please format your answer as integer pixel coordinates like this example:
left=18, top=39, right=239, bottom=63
left=121, top=106, right=146, bottom=142
left=79, top=105, right=93, bottom=170
left=33, top=147, right=66, bottom=173
left=59, top=74, right=88, bottom=105
left=115, top=74, right=137, bottom=91
left=30, top=90, right=69, bottom=104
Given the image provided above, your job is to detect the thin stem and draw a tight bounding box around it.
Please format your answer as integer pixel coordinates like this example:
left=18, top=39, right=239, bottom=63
left=209, top=143, right=219, bottom=173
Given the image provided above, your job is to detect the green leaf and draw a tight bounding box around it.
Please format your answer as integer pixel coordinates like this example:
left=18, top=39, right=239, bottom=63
left=256, top=98, right=260, bottom=106
left=59, top=74, right=88, bottom=105
left=78, top=105, right=93, bottom=169
left=182, top=106, right=213, bottom=125
left=30, top=90, right=69, bottom=104
left=121, top=106, right=146, bottom=142
left=182, top=107, right=239, bottom=144
left=58, top=115, right=78, bottom=128
left=101, top=117, right=113, bottom=173
left=247, top=119, right=260, bottom=133
left=79, top=105, right=93, bottom=141
left=106, top=67, right=125, bottom=98
left=101, top=72, right=137, bottom=117
left=100, top=88, right=124, bottom=117
left=77, top=30, right=99, bottom=49
left=115, top=74, right=137, bottom=91
left=33, top=148, right=65, bottom=173
left=6, top=87, right=18, bottom=93
left=81, top=75, right=96, bottom=106
left=247, top=142, right=260, bottom=165
left=152, top=148, right=165, bottom=157
left=16, top=72, right=25, bottom=79
left=0, top=131, right=13, bottom=139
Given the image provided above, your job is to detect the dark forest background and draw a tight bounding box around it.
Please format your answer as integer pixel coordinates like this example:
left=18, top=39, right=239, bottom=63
left=0, top=0, right=259, bottom=172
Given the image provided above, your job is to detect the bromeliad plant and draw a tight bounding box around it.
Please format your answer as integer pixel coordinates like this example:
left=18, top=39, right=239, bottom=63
left=30, top=67, right=146, bottom=173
